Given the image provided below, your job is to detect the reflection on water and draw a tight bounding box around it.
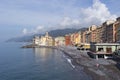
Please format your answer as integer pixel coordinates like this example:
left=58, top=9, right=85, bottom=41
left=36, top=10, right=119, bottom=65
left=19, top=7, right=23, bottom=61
left=33, top=48, right=56, bottom=62
left=33, top=47, right=64, bottom=64
left=34, top=48, right=52, bottom=60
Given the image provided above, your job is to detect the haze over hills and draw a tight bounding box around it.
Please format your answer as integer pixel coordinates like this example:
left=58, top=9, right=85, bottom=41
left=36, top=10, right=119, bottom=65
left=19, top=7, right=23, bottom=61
left=7, top=28, right=87, bottom=42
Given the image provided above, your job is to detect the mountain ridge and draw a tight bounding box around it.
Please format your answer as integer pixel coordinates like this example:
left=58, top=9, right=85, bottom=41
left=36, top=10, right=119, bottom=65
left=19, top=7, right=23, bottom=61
left=7, top=28, right=87, bottom=42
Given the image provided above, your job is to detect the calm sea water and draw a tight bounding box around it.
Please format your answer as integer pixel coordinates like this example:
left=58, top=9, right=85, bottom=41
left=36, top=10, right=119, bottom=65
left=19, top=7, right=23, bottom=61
left=0, top=42, right=91, bottom=80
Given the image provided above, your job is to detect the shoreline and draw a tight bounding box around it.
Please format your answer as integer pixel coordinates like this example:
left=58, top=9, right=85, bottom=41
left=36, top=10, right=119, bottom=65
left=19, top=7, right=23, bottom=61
left=22, top=44, right=120, bottom=80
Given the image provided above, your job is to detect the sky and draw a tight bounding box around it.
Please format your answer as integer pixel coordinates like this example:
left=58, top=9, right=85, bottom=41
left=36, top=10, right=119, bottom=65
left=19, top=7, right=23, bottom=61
left=0, top=0, right=119, bottom=42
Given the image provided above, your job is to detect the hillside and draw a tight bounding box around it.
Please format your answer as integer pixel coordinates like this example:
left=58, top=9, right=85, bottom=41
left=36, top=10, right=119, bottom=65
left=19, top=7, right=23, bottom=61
left=7, top=28, right=87, bottom=42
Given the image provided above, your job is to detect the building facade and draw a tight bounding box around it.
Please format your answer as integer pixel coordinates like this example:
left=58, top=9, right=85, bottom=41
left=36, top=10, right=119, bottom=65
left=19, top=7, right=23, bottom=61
left=115, top=17, right=120, bottom=42
left=81, top=31, right=87, bottom=43
left=65, top=34, right=71, bottom=46
left=33, top=36, right=40, bottom=45
left=90, top=29, right=97, bottom=43
left=55, top=36, right=65, bottom=46
left=74, top=32, right=81, bottom=45
left=33, top=32, right=54, bottom=46
left=101, top=20, right=115, bottom=43
left=70, top=33, right=75, bottom=45
left=96, top=26, right=103, bottom=43
left=85, top=25, right=97, bottom=43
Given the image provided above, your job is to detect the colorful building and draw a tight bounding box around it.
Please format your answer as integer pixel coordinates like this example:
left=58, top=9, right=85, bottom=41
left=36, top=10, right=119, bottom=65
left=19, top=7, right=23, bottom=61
left=33, top=17, right=120, bottom=47
left=55, top=36, right=65, bottom=46
left=33, top=32, right=54, bottom=46
left=81, top=31, right=87, bottom=43
left=78, top=31, right=82, bottom=44
left=115, top=17, right=120, bottom=42
left=96, top=26, right=103, bottom=43
left=70, top=33, right=75, bottom=45
left=85, top=25, right=97, bottom=43
left=74, top=32, right=81, bottom=45
left=101, top=20, right=115, bottom=43
left=65, top=34, right=71, bottom=46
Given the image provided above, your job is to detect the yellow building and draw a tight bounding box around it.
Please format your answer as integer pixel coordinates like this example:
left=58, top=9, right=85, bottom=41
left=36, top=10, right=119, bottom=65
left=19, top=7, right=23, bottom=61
left=75, top=32, right=81, bottom=45
left=71, top=32, right=81, bottom=46
left=70, top=33, right=75, bottom=45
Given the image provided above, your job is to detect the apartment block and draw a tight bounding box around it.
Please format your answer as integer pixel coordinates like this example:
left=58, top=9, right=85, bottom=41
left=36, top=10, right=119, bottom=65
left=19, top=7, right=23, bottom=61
left=115, top=17, right=120, bottom=42
left=101, top=20, right=115, bottom=43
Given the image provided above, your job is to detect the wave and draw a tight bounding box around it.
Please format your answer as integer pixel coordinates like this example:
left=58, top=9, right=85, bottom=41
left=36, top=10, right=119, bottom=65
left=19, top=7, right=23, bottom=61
left=66, top=58, right=75, bottom=68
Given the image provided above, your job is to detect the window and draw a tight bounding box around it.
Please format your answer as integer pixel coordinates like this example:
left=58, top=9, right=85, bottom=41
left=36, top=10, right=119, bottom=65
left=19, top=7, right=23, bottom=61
left=98, top=48, right=103, bottom=51
left=106, top=48, right=112, bottom=53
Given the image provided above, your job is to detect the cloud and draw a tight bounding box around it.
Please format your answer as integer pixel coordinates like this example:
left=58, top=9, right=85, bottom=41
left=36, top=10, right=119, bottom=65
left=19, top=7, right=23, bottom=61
left=59, top=17, right=80, bottom=28
left=22, top=0, right=118, bottom=35
left=33, top=25, right=47, bottom=33
left=58, top=0, right=117, bottom=28
left=22, top=28, right=28, bottom=35
left=80, top=0, right=117, bottom=26
left=22, top=17, right=81, bottom=35
left=58, top=0, right=117, bottom=29
left=22, top=25, right=49, bottom=35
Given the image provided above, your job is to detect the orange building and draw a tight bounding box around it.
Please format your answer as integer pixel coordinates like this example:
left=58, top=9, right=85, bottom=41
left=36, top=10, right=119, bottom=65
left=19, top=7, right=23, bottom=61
left=65, top=34, right=71, bottom=46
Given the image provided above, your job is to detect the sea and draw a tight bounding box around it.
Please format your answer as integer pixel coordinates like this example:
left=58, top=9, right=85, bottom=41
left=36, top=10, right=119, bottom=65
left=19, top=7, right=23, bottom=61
left=0, top=42, right=92, bottom=80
